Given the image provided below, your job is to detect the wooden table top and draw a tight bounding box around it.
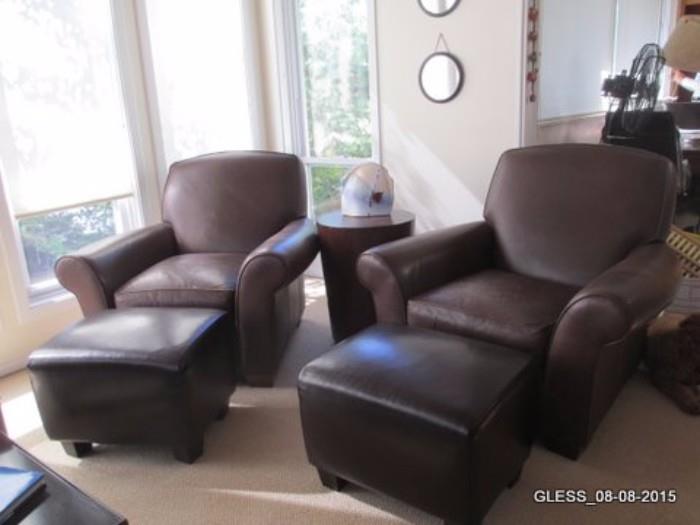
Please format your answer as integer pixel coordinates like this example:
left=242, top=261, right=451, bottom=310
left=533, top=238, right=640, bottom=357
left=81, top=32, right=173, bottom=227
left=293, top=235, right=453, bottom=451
left=0, top=433, right=127, bottom=524
left=317, top=209, right=415, bottom=230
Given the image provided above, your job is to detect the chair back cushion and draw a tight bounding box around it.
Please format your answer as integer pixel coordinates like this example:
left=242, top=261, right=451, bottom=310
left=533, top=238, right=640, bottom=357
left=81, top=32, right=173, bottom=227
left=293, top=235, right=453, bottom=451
left=484, top=144, right=676, bottom=287
left=163, top=151, right=307, bottom=253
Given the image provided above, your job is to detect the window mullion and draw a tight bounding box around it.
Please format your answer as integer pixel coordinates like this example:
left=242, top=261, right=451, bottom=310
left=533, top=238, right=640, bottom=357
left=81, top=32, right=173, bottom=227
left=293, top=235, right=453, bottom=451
left=110, top=0, right=162, bottom=225
left=275, top=0, right=309, bottom=156
left=366, top=0, right=382, bottom=163
left=241, top=0, right=268, bottom=150
left=283, top=0, right=380, bottom=214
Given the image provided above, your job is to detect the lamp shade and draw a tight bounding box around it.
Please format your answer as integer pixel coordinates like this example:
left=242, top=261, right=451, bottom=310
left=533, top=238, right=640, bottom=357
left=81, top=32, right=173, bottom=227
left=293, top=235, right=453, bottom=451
left=664, top=16, right=700, bottom=73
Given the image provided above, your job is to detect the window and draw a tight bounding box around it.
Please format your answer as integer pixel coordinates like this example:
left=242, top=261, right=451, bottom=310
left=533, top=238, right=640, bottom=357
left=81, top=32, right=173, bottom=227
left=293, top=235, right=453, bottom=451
left=0, top=0, right=141, bottom=297
left=539, top=0, right=669, bottom=120
left=142, top=0, right=257, bottom=168
left=17, top=198, right=138, bottom=289
left=284, top=0, right=378, bottom=213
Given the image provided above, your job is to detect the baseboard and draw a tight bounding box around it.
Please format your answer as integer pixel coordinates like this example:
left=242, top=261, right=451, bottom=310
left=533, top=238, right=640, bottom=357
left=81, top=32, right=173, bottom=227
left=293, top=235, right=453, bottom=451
left=0, top=356, right=27, bottom=378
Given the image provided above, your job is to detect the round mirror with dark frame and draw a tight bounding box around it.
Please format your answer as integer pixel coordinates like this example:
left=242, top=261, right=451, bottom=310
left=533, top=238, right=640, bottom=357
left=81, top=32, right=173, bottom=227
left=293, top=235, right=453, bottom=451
left=419, top=51, right=464, bottom=103
left=417, top=0, right=461, bottom=17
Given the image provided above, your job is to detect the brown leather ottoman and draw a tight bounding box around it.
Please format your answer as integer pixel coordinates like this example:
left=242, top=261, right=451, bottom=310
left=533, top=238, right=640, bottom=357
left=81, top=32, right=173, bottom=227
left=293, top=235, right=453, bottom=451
left=298, top=325, right=538, bottom=525
left=28, top=308, right=236, bottom=463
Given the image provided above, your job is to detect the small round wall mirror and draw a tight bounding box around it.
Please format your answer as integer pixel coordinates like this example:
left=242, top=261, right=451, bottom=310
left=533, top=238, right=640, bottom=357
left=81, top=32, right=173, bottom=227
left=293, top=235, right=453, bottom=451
left=419, top=52, right=464, bottom=103
left=418, top=0, right=461, bottom=17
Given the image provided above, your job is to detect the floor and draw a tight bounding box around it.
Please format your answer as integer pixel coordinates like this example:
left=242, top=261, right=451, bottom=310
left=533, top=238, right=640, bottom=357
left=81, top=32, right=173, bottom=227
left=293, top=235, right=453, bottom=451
left=1, top=279, right=698, bottom=525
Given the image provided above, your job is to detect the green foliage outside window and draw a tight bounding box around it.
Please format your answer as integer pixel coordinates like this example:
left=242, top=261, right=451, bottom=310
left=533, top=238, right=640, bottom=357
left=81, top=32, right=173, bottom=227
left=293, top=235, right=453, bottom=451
left=310, top=166, right=347, bottom=214
left=298, top=0, right=372, bottom=212
left=19, top=202, right=116, bottom=284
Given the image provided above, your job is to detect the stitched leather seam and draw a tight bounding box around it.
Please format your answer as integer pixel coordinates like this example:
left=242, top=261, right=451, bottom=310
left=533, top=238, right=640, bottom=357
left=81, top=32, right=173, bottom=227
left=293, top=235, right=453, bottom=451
left=360, top=252, right=408, bottom=322
left=473, top=361, right=535, bottom=435
left=116, top=288, right=235, bottom=294
left=655, top=171, right=675, bottom=239
left=235, top=252, right=287, bottom=330
left=300, top=381, right=472, bottom=436
left=548, top=292, right=632, bottom=454
left=66, top=256, right=110, bottom=310
left=483, top=152, right=510, bottom=223
left=583, top=336, right=625, bottom=445
left=234, top=220, right=314, bottom=338
left=554, top=292, right=631, bottom=344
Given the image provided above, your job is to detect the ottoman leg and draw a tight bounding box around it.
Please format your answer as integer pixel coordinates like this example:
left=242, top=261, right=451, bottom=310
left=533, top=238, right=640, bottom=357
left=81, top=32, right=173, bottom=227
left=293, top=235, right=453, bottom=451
left=246, top=374, right=275, bottom=388
left=317, top=469, right=347, bottom=491
left=216, top=404, right=229, bottom=421
left=173, top=435, right=203, bottom=464
left=61, top=441, right=93, bottom=458
left=507, top=466, right=523, bottom=488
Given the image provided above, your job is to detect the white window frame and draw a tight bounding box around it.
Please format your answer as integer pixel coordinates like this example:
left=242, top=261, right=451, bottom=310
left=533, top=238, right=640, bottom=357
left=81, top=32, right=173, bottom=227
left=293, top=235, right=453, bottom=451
left=274, top=0, right=382, bottom=214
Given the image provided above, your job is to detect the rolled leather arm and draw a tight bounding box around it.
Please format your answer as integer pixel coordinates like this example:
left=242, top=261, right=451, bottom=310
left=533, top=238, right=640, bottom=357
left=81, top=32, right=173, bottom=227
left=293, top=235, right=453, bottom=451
left=55, top=223, right=177, bottom=316
left=542, top=243, right=681, bottom=457
left=238, top=218, right=319, bottom=294
left=356, top=221, right=495, bottom=324
left=559, top=243, right=682, bottom=341
left=236, top=218, right=319, bottom=380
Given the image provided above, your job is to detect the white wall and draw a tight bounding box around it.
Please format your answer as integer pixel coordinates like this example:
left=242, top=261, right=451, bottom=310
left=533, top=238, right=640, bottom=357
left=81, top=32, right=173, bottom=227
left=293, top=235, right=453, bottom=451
left=374, top=0, right=524, bottom=231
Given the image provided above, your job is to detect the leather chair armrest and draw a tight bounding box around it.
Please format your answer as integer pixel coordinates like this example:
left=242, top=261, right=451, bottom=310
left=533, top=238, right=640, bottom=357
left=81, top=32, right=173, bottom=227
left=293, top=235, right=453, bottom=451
left=236, top=218, right=319, bottom=382
left=237, top=218, right=319, bottom=294
left=55, top=223, right=177, bottom=316
left=356, top=221, right=495, bottom=324
left=543, top=243, right=681, bottom=458
left=562, top=243, right=681, bottom=339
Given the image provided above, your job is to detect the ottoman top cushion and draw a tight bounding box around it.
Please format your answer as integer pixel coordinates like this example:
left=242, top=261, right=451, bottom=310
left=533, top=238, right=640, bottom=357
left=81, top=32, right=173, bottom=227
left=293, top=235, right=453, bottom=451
left=29, top=308, right=229, bottom=372
left=299, top=325, right=535, bottom=436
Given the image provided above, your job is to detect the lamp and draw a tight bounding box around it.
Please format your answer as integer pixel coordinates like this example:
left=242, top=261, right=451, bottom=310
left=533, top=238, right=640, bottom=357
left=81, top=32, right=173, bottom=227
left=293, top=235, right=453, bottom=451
left=664, top=15, right=700, bottom=73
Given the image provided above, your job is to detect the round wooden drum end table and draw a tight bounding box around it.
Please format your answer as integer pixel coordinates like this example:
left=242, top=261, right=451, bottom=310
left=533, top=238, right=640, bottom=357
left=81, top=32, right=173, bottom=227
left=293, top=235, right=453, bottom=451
left=317, top=209, right=415, bottom=342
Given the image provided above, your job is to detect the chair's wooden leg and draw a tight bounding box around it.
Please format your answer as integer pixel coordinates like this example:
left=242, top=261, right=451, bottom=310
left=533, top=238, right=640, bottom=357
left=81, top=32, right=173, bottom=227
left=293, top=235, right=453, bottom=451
left=317, top=469, right=347, bottom=491
left=61, top=441, right=93, bottom=458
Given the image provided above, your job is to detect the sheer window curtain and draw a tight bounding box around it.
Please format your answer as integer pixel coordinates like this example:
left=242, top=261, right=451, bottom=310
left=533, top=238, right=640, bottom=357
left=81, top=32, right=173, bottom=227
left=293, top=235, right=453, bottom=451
left=140, top=0, right=259, bottom=175
left=0, top=0, right=137, bottom=218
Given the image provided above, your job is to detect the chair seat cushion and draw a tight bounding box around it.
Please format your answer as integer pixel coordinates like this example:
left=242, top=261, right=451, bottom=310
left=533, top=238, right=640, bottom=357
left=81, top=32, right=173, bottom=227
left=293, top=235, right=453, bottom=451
left=408, top=269, right=579, bottom=352
left=114, top=253, right=246, bottom=310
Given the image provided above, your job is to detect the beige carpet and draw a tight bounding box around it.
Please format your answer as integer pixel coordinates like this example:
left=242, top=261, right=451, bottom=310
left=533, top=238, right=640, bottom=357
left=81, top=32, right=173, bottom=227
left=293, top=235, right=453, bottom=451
left=1, top=279, right=699, bottom=524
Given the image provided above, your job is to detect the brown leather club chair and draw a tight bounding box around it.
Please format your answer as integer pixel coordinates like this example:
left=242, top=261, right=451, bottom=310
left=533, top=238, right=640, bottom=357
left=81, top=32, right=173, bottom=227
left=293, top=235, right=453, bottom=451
left=56, top=151, right=319, bottom=386
left=357, top=144, right=682, bottom=459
